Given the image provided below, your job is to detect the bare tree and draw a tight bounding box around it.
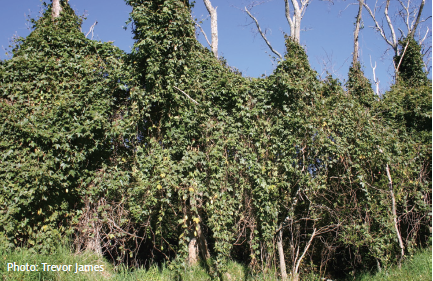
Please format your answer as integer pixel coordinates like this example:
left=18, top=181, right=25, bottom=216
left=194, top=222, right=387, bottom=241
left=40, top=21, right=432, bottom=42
left=244, top=0, right=312, bottom=60
left=363, top=0, right=429, bottom=71
left=52, top=0, right=62, bottom=19
left=284, top=0, right=312, bottom=43
left=203, top=0, right=218, bottom=58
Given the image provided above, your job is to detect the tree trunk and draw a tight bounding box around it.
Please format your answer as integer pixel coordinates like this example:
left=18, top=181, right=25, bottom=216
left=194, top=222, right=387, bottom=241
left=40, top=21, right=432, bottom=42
left=385, top=164, right=405, bottom=267
left=353, top=0, right=364, bottom=66
left=293, top=10, right=301, bottom=43
left=86, top=220, right=102, bottom=256
left=52, top=0, right=62, bottom=19
left=196, top=223, right=210, bottom=261
left=203, top=0, right=218, bottom=58
left=277, top=228, right=288, bottom=280
left=188, top=237, right=198, bottom=265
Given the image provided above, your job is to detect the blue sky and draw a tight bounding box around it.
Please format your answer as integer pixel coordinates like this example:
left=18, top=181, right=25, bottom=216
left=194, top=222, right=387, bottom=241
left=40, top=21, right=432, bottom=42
left=1, top=0, right=431, bottom=94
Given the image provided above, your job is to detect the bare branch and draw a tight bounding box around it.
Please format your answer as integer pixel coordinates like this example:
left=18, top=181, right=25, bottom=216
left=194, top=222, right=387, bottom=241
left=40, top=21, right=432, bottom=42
left=245, top=7, right=283, bottom=60
left=363, top=2, right=397, bottom=51
left=195, top=22, right=212, bottom=48
left=397, top=0, right=411, bottom=32
left=85, top=21, right=98, bottom=39
left=420, top=26, right=429, bottom=44
left=294, top=228, right=316, bottom=275
left=370, top=55, right=380, bottom=95
left=174, top=86, right=200, bottom=105
left=409, top=0, right=425, bottom=38
left=384, top=0, right=398, bottom=54
left=396, top=39, right=410, bottom=73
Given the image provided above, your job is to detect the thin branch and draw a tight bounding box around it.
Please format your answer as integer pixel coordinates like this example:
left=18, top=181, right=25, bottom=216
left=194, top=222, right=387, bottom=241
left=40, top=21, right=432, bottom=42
left=397, top=0, right=411, bottom=32
left=396, top=39, right=410, bottom=72
left=195, top=22, right=212, bottom=48
left=174, top=86, right=200, bottom=105
left=245, top=7, right=283, bottom=60
left=294, top=228, right=316, bottom=275
left=363, top=2, right=396, bottom=50
left=105, top=216, right=144, bottom=240
left=370, top=55, right=380, bottom=95
left=420, top=26, right=429, bottom=44
left=86, top=21, right=98, bottom=39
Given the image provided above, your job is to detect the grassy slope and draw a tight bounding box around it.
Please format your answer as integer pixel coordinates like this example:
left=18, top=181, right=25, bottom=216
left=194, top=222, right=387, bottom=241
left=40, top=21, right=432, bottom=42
left=1, top=244, right=430, bottom=280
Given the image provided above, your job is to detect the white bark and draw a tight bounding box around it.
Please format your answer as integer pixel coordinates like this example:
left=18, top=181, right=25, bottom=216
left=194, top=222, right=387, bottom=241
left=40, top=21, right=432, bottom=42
left=85, top=21, right=98, bottom=40
left=203, top=0, right=218, bottom=58
left=284, top=0, right=310, bottom=43
left=370, top=56, right=380, bottom=95
left=52, top=0, right=62, bottom=19
left=385, top=164, right=405, bottom=267
left=174, top=86, right=199, bottom=105
left=363, top=0, right=427, bottom=59
left=363, top=0, right=398, bottom=56
left=293, top=228, right=316, bottom=278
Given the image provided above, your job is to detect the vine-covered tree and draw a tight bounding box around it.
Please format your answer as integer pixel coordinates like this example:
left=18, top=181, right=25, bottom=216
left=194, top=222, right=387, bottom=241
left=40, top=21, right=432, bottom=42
left=0, top=0, right=430, bottom=280
left=0, top=0, right=128, bottom=253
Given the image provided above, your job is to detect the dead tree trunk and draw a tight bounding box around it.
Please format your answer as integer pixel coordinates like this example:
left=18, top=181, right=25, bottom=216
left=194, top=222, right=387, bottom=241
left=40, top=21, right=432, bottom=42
left=284, top=0, right=311, bottom=44
left=353, top=0, right=364, bottom=66
left=52, top=0, right=62, bottom=19
left=385, top=164, right=405, bottom=267
left=203, top=0, right=218, bottom=58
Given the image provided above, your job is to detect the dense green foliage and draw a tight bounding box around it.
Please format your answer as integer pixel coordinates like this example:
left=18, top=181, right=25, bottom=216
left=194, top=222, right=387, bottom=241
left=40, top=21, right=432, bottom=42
left=0, top=0, right=431, bottom=280
left=0, top=2, right=129, bottom=253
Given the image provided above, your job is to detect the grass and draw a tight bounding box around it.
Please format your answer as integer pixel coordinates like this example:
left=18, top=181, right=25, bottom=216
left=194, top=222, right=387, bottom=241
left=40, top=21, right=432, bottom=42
left=1, top=243, right=113, bottom=281
left=354, top=248, right=432, bottom=281
left=1, top=244, right=431, bottom=280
